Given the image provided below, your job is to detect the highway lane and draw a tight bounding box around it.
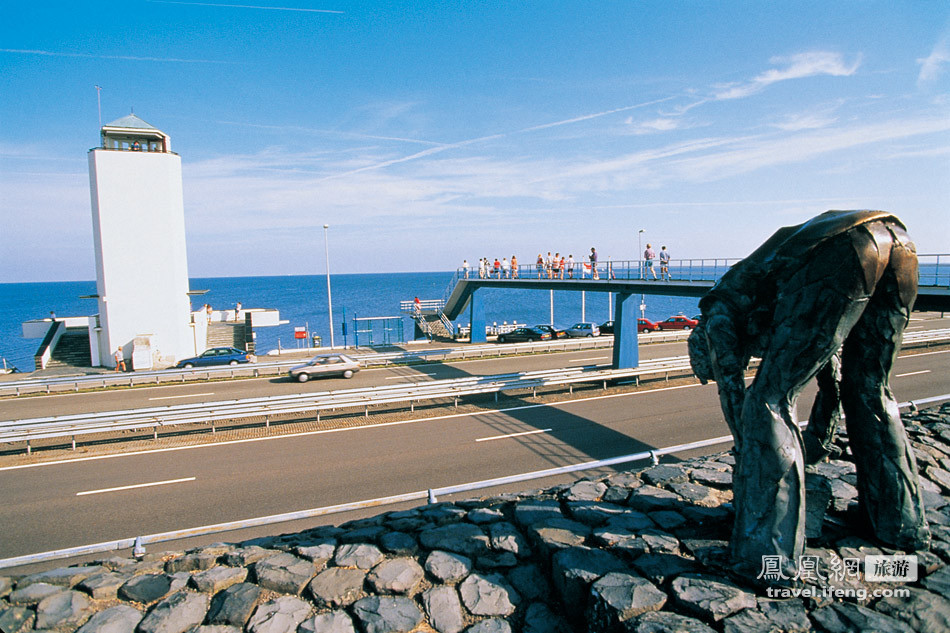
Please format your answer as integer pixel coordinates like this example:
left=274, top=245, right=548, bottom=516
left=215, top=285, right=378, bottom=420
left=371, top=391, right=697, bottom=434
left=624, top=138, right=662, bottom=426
left=1, top=349, right=947, bottom=560
left=1, top=312, right=947, bottom=420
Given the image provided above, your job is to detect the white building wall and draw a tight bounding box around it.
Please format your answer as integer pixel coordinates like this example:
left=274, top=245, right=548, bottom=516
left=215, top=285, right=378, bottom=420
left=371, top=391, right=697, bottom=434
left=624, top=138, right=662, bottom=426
left=88, top=149, right=194, bottom=367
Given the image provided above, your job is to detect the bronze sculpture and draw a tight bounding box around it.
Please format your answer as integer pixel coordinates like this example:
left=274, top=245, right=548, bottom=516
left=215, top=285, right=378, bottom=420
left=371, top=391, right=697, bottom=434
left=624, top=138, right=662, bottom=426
left=688, top=210, right=930, bottom=578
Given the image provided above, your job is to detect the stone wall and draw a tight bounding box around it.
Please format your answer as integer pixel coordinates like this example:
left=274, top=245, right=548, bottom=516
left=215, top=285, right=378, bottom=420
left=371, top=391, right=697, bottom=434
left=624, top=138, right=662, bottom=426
left=3, top=405, right=950, bottom=633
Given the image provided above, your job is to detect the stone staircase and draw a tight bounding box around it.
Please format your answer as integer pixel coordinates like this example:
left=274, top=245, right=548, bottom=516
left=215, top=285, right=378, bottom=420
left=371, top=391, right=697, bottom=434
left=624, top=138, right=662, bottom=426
left=46, top=329, right=92, bottom=368
left=207, top=322, right=248, bottom=349
left=417, top=314, right=454, bottom=342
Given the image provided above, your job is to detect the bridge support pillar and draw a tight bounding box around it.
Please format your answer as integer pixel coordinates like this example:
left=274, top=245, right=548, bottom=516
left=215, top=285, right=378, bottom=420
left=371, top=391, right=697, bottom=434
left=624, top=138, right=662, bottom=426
left=468, top=290, right=487, bottom=343
left=612, top=292, right=640, bottom=369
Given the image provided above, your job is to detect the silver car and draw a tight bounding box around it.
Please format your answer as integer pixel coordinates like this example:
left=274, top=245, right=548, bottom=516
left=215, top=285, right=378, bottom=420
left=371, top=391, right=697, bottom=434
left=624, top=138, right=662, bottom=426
left=565, top=322, right=601, bottom=337
left=289, top=354, right=361, bottom=382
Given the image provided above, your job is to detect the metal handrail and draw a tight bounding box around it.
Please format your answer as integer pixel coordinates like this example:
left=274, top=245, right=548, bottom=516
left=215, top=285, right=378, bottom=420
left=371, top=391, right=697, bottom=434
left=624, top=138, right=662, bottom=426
left=4, top=392, right=949, bottom=570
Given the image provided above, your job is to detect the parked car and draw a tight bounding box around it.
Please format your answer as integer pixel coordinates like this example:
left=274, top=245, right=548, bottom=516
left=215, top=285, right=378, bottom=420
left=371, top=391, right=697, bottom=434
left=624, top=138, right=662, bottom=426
left=600, top=319, right=659, bottom=334
left=289, top=353, right=361, bottom=382
left=175, top=347, right=255, bottom=369
left=534, top=324, right=567, bottom=339
left=497, top=327, right=551, bottom=343
left=656, top=315, right=699, bottom=331
left=565, top=322, right=601, bottom=337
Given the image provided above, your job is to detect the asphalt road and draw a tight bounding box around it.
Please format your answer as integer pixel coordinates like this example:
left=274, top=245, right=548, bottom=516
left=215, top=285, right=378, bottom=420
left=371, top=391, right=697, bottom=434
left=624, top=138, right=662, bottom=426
left=1, top=313, right=947, bottom=421
left=1, top=343, right=948, bottom=562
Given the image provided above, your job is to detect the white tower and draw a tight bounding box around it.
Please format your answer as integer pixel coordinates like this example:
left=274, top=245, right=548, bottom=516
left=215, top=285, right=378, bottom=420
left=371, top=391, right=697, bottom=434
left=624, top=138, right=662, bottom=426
left=88, top=115, right=194, bottom=368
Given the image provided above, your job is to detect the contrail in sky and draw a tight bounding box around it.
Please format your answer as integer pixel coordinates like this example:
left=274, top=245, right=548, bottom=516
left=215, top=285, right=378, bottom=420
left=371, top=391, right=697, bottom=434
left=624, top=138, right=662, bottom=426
left=0, top=48, right=230, bottom=64
left=147, top=0, right=343, bottom=13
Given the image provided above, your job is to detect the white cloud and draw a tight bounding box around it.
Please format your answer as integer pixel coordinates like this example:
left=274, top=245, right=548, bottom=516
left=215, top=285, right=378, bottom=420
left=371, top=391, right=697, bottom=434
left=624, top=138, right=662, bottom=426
left=918, top=35, right=950, bottom=84
left=714, top=51, right=861, bottom=100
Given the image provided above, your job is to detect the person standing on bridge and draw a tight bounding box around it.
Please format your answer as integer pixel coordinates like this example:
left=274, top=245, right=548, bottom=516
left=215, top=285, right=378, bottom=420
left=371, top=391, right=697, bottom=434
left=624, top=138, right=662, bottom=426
left=501, top=257, right=510, bottom=278
left=552, top=253, right=561, bottom=279
left=567, top=254, right=574, bottom=278
left=644, top=244, right=658, bottom=279
left=659, top=246, right=671, bottom=280
left=536, top=254, right=544, bottom=278
left=590, top=247, right=599, bottom=279
left=462, top=259, right=470, bottom=279
left=511, top=254, right=519, bottom=278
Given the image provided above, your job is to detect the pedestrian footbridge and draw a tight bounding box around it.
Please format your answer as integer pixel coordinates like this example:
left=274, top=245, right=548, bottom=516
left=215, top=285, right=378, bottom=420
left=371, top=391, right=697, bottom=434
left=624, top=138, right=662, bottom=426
left=418, top=256, right=950, bottom=371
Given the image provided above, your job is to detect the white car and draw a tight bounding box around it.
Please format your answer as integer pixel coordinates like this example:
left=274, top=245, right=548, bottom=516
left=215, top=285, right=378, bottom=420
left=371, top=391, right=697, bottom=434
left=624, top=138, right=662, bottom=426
left=565, top=322, right=600, bottom=337
left=289, top=354, right=361, bottom=382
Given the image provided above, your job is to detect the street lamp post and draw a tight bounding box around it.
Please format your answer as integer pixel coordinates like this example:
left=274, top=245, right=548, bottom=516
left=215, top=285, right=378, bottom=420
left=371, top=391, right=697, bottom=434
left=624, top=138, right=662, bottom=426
left=637, top=229, right=645, bottom=279
left=323, top=224, right=335, bottom=349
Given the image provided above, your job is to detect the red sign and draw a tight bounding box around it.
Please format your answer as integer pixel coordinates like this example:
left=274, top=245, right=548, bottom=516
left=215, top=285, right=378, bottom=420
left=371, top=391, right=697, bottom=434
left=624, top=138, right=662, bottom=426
left=294, top=326, right=306, bottom=339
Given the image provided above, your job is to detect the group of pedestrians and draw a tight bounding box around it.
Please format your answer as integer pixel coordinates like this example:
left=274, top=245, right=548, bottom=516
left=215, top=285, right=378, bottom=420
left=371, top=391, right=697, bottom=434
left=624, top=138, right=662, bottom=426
left=461, top=243, right=674, bottom=281
left=642, top=244, right=673, bottom=280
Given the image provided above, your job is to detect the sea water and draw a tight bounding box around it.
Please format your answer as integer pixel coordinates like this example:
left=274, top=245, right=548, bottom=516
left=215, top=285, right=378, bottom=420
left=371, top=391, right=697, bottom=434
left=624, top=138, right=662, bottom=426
left=0, top=273, right=700, bottom=372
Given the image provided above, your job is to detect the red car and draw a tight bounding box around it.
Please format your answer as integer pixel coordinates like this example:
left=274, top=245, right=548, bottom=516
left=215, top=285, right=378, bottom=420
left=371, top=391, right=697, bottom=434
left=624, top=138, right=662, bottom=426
left=637, top=318, right=660, bottom=333
left=656, top=315, right=699, bottom=331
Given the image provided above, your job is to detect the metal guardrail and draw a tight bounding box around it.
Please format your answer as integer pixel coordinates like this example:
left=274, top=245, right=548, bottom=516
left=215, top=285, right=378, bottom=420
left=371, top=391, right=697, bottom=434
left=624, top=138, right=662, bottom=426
left=3, top=326, right=948, bottom=453
left=3, top=393, right=948, bottom=570
left=0, top=356, right=697, bottom=453
left=0, top=332, right=684, bottom=397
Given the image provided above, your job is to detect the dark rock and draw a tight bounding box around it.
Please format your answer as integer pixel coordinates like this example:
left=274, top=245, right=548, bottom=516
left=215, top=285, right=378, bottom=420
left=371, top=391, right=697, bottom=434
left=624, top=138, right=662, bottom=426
left=562, top=481, right=607, bottom=501
left=307, top=567, right=367, bottom=608
left=488, top=522, right=530, bottom=558
left=78, top=571, right=128, bottom=600
left=810, top=602, right=908, bottom=633
left=378, top=531, right=417, bottom=556
left=468, top=508, right=506, bottom=524
left=206, top=583, right=261, bottom=627
left=587, top=572, right=667, bottom=631
left=667, top=482, right=721, bottom=507
left=513, top=500, right=564, bottom=527
left=689, top=468, right=732, bottom=488
left=164, top=553, right=218, bottom=573
left=507, top=564, right=552, bottom=603
left=522, top=602, right=572, bottom=633
left=640, top=465, right=689, bottom=486
left=75, top=605, right=143, bottom=633
left=299, top=611, right=356, bottom=633
left=670, top=574, right=756, bottom=622
left=627, top=486, right=681, bottom=513
left=419, top=523, right=491, bottom=557
left=551, top=546, right=626, bottom=611
left=476, top=552, right=519, bottom=570
left=466, top=619, right=511, bottom=633
left=873, top=586, right=950, bottom=632
left=119, top=574, right=172, bottom=604
left=632, top=554, right=699, bottom=585
left=0, top=606, right=33, bottom=633
left=366, top=557, right=424, bottom=594
left=626, top=611, right=716, bottom=632
left=722, top=598, right=809, bottom=633
left=252, top=553, right=316, bottom=594
left=245, top=596, right=311, bottom=633
left=422, top=586, right=464, bottom=633
left=647, top=511, right=686, bottom=531
left=459, top=573, right=519, bottom=617
left=425, top=550, right=472, bottom=583
left=350, top=595, right=423, bottom=633
left=8, top=582, right=63, bottom=605
left=526, top=518, right=591, bottom=556
left=922, top=564, right=950, bottom=596
left=18, top=566, right=104, bottom=589
left=135, top=591, right=209, bottom=633
left=190, top=566, right=247, bottom=593
left=334, top=543, right=384, bottom=569
left=222, top=546, right=280, bottom=567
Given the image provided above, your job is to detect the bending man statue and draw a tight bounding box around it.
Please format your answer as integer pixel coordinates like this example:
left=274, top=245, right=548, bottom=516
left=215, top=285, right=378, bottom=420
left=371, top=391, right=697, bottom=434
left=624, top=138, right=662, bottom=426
left=688, top=210, right=929, bottom=577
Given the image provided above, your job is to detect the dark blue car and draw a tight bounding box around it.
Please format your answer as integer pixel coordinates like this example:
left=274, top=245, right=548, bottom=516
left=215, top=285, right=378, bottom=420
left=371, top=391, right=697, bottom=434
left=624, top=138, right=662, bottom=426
left=175, top=347, right=255, bottom=369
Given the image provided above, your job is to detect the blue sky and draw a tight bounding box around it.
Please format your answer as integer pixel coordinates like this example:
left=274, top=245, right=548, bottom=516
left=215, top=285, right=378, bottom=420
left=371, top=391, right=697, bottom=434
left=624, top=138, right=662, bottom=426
left=2, top=1, right=949, bottom=281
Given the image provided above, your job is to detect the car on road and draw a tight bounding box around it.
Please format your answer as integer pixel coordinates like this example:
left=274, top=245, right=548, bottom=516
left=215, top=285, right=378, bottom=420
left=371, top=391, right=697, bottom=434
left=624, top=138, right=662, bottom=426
left=497, top=327, right=552, bottom=343
left=600, top=319, right=660, bottom=335
left=289, top=353, right=361, bottom=382
left=534, top=324, right=567, bottom=339
left=175, top=347, right=255, bottom=369
left=656, top=315, right=699, bottom=331
left=565, top=322, right=600, bottom=337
